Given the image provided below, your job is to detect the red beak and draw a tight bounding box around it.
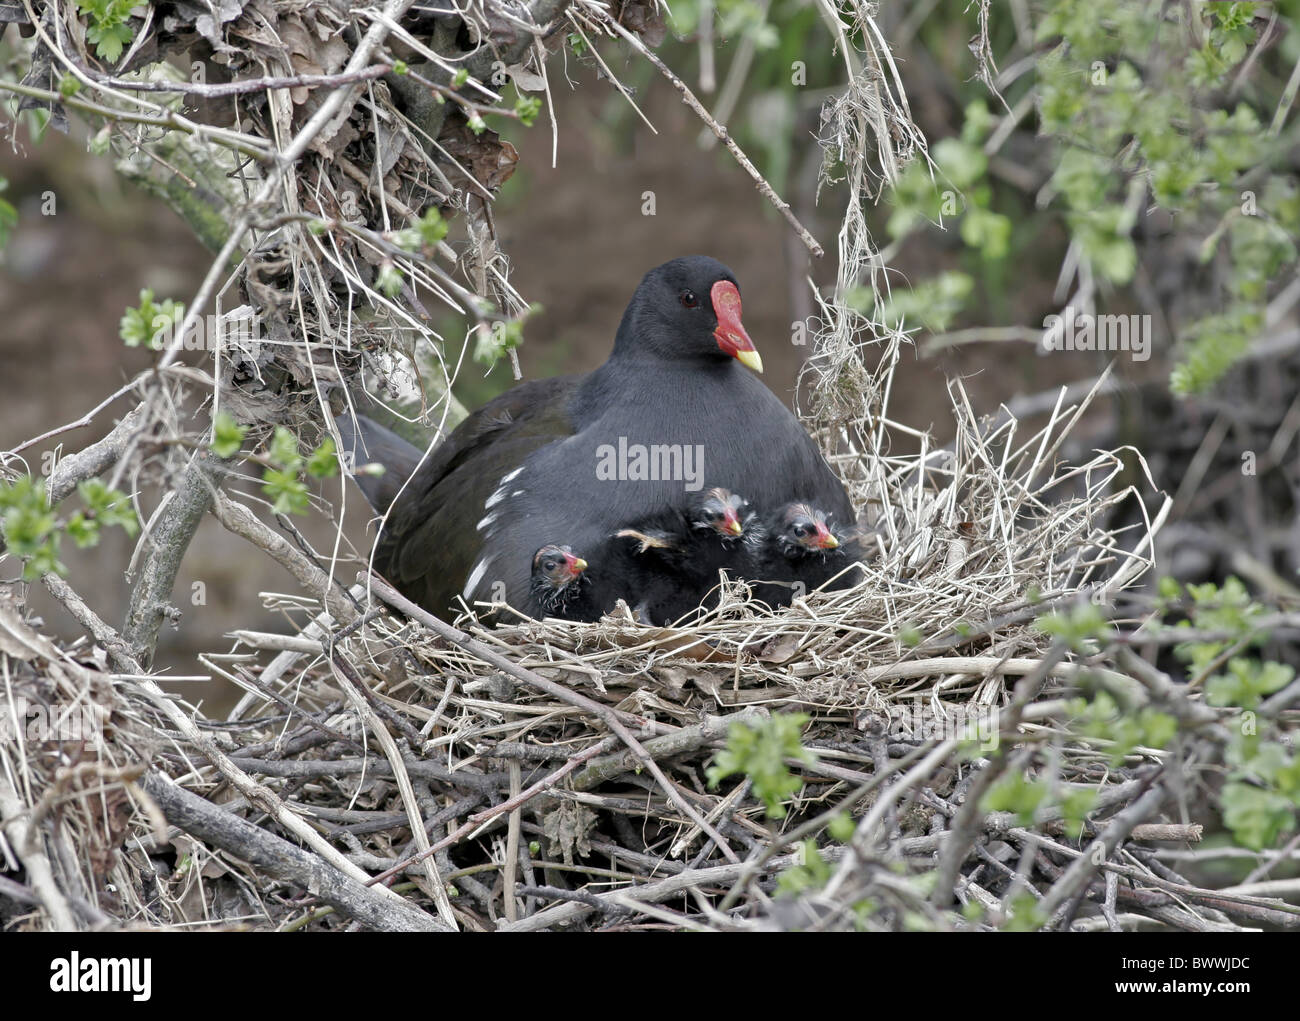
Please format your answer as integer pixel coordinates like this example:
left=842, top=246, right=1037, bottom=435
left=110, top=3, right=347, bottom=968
left=815, top=522, right=840, bottom=550
left=563, top=552, right=588, bottom=578
left=723, top=507, right=743, bottom=535
left=710, top=281, right=763, bottom=374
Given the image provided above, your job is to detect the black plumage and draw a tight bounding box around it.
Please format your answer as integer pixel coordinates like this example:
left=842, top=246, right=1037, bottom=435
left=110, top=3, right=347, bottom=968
left=529, top=544, right=597, bottom=620
left=610, top=487, right=759, bottom=624
left=340, top=256, right=856, bottom=621
left=750, top=501, right=863, bottom=605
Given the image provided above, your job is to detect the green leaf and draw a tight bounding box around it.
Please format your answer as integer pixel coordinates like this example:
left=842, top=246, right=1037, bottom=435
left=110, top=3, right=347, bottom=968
left=932, top=137, right=987, bottom=191
left=119, top=289, right=185, bottom=350
left=211, top=411, right=247, bottom=458
left=1036, top=602, right=1111, bottom=653
left=262, top=468, right=309, bottom=516
left=76, top=479, right=138, bottom=537
left=1220, top=782, right=1295, bottom=850
left=515, top=96, right=542, bottom=127
left=66, top=512, right=100, bottom=548
left=707, top=712, right=813, bottom=819
left=828, top=812, right=856, bottom=843
left=981, top=772, right=1049, bottom=826
left=267, top=427, right=301, bottom=470
left=960, top=207, right=1011, bottom=259
left=306, top=437, right=339, bottom=479
left=376, top=263, right=404, bottom=298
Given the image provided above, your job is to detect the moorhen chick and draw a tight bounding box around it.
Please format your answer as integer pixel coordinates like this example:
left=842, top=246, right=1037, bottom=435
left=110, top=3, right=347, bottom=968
left=751, top=501, right=862, bottom=606
left=611, top=487, right=759, bottom=624
left=529, top=543, right=597, bottom=620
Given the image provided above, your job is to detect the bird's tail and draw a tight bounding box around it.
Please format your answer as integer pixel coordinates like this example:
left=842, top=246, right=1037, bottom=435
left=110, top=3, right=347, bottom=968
left=334, top=412, right=425, bottom=514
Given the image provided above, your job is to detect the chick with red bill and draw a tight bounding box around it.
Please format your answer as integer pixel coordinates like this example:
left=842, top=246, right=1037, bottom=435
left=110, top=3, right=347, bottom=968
left=611, top=487, right=759, bottom=625
left=529, top=544, right=595, bottom=620
left=752, top=501, right=862, bottom=607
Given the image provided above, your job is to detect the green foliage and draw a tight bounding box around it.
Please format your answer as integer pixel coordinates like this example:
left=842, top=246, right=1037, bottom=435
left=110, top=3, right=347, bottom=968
left=451, top=68, right=470, bottom=88
left=1036, top=601, right=1111, bottom=653
left=75, top=479, right=139, bottom=538
left=775, top=839, right=832, bottom=897
left=1159, top=576, right=1268, bottom=674
left=261, top=428, right=309, bottom=516
left=256, top=427, right=339, bottom=515
left=393, top=207, right=449, bottom=254
left=119, top=289, right=185, bottom=350
left=1060, top=787, right=1098, bottom=833
left=707, top=712, right=813, bottom=819
left=0, top=176, right=15, bottom=250
left=306, top=436, right=340, bottom=479
left=514, top=96, right=542, bottom=127
left=897, top=624, right=922, bottom=648
left=1169, top=308, right=1258, bottom=397
left=1001, top=892, right=1047, bottom=932
left=828, top=812, right=856, bottom=843
left=77, top=0, right=136, bottom=63
left=981, top=772, right=1049, bottom=826
left=0, top=474, right=137, bottom=579
left=210, top=412, right=247, bottom=458
left=1206, top=659, right=1293, bottom=711
left=1070, top=691, right=1178, bottom=767
left=0, top=476, right=61, bottom=579
left=1148, top=575, right=1296, bottom=851
left=375, top=263, right=404, bottom=299
left=869, top=1, right=1295, bottom=390
left=66, top=479, right=139, bottom=550
left=1036, top=0, right=1294, bottom=392
left=473, top=304, right=543, bottom=366
left=1220, top=783, right=1295, bottom=851
left=849, top=272, right=973, bottom=334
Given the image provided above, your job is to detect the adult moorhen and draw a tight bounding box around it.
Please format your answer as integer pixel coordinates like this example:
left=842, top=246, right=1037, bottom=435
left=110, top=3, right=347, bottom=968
left=340, top=256, right=855, bottom=620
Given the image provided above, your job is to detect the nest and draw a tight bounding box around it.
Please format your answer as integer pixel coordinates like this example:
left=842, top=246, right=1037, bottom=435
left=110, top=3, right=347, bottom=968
left=5, top=336, right=1205, bottom=931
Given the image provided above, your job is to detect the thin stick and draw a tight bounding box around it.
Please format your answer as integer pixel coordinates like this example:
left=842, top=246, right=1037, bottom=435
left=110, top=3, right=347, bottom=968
left=603, top=16, right=824, bottom=259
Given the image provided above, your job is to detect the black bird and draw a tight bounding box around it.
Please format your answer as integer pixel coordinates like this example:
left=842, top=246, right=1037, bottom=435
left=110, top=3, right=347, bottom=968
left=611, top=487, right=759, bottom=624
left=529, top=544, right=597, bottom=620
left=341, top=256, right=854, bottom=620
left=751, top=501, right=862, bottom=606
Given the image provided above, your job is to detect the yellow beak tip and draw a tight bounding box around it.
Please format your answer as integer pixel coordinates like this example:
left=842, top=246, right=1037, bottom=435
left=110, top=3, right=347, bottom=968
left=735, top=348, right=764, bottom=374
left=574, top=559, right=588, bottom=571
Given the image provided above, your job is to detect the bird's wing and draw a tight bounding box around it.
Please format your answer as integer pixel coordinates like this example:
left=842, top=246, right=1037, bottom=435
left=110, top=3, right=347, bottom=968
left=374, top=376, right=583, bottom=617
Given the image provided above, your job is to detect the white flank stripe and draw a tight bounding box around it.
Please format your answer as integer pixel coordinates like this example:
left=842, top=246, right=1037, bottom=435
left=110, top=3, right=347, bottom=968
left=463, top=556, right=493, bottom=600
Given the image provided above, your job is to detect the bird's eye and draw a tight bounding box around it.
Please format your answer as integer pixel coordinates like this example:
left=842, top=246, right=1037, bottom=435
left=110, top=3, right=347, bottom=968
left=680, top=290, right=699, bottom=309
left=794, top=524, right=810, bottom=538
left=705, top=510, right=719, bottom=521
